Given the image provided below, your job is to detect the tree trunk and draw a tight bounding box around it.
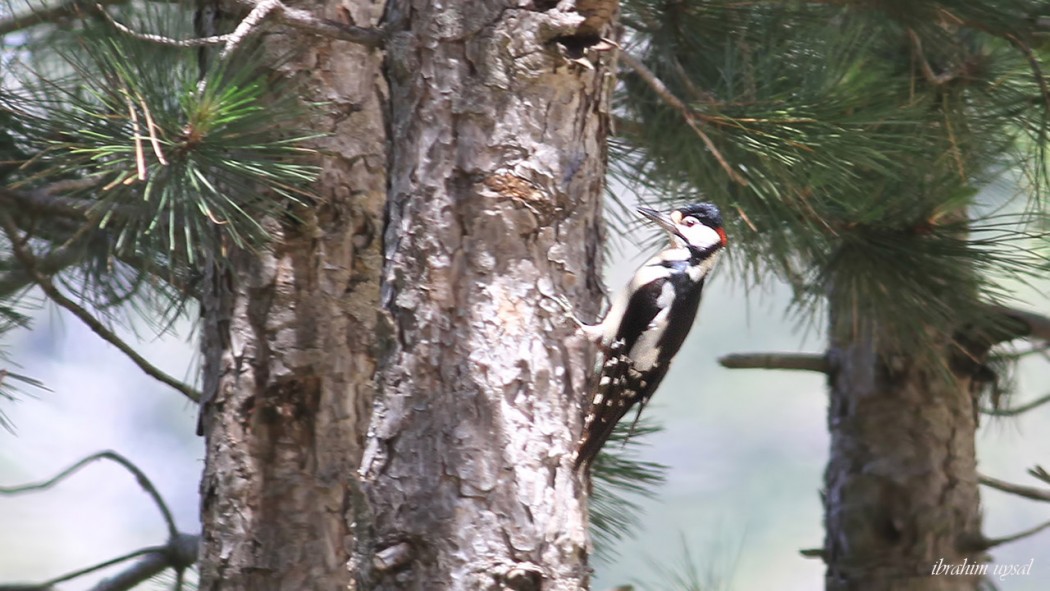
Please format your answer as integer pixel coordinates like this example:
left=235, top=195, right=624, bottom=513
left=197, top=1, right=388, bottom=588
left=823, top=320, right=984, bottom=591
left=357, top=2, right=611, bottom=590
left=198, top=1, right=613, bottom=590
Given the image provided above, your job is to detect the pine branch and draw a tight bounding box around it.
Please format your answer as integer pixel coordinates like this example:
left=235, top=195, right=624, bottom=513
left=979, top=473, right=1050, bottom=502
left=618, top=51, right=747, bottom=185
left=719, top=352, right=829, bottom=373
left=0, top=215, right=202, bottom=402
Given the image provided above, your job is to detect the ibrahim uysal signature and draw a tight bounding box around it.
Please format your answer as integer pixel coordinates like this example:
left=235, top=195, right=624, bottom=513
left=931, top=558, right=1034, bottom=581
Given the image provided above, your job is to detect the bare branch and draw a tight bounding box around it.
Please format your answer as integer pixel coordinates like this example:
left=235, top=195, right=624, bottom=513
left=233, top=0, right=384, bottom=48
left=14, top=546, right=166, bottom=590
left=0, top=0, right=384, bottom=48
left=719, top=352, right=829, bottom=373
left=89, top=534, right=198, bottom=591
left=0, top=452, right=198, bottom=591
left=979, top=473, right=1050, bottom=502
left=221, top=0, right=279, bottom=58
left=0, top=450, right=180, bottom=539
left=980, top=391, right=1050, bottom=416
left=98, top=6, right=230, bottom=47
left=0, top=215, right=202, bottom=402
left=618, top=51, right=747, bottom=185
left=977, top=519, right=1050, bottom=550
left=0, top=535, right=199, bottom=591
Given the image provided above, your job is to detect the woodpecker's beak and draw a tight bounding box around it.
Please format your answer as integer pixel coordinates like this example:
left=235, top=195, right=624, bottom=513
left=637, top=207, right=682, bottom=242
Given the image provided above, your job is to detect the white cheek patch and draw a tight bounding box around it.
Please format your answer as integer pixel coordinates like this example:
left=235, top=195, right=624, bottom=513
left=682, top=224, right=722, bottom=250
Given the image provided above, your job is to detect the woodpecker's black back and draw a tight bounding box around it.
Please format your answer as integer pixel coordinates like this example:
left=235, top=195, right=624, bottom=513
left=575, top=203, right=726, bottom=470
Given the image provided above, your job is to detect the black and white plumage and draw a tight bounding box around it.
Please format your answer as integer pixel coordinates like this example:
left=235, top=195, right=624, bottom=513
left=573, top=203, right=727, bottom=470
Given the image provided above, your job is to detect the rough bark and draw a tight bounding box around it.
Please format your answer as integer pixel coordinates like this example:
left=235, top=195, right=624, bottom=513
left=357, top=2, right=612, bottom=590
left=823, top=321, right=984, bottom=591
left=197, top=1, right=388, bottom=588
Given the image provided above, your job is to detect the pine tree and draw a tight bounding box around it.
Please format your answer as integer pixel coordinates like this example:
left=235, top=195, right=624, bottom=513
left=615, top=1, right=1050, bottom=590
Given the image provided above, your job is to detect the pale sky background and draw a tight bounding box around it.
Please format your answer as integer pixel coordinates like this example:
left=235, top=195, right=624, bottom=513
left=1, top=206, right=1049, bottom=590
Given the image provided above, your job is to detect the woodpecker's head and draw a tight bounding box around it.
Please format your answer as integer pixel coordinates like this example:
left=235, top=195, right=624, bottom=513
left=637, top=202, right=728, bottom=252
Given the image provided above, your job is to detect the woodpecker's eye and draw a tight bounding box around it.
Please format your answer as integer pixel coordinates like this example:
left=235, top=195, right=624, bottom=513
left=683, top=217, right=698, bottom=227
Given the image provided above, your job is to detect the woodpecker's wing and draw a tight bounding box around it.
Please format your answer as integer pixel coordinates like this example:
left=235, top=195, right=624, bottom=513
left=575, top=275, right=675, bottom=469
left=575, top=346, right=670, bottom=469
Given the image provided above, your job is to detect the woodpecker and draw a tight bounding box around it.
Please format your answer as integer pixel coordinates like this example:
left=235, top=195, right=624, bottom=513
left=572, top=202, right=727, bottom=470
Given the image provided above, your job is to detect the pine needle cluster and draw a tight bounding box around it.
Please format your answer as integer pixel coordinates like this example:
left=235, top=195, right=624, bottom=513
left=1, top=6, right=319, bottom=353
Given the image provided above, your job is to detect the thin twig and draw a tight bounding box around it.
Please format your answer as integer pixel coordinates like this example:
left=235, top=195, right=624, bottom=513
left=979, top=473, right=1050, bottom=502
left=0, top=215, right=202, bottom=402
left=39, top=546, right=165, bottom=588
left=234, top=0, right=385, bottom=48
left=97, top=6, right=230, bottom=47
left=719, top=352, right=829, bottom=373
left=2, top=0, right=384, bottom=48
left=0, top=535, right=200, bottom=591
left=619, top=51, right=747, bottom=185
left=977, top=519, right=1050, bottom=550
left=980, top=391, right=1050, bottom=416
left=907, top=28, right=959, bottom=86
left=221, top=0, right=280, bottom=58
left=0, top=452, right=198, bottom=591
left=0, top=450, right=180, bottom=540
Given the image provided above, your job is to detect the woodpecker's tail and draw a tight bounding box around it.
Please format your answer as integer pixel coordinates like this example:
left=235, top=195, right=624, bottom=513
left=574, top=349, right=634, bottom=470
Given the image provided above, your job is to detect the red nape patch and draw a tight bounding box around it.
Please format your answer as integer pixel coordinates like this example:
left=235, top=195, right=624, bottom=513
left=717, top=227, right=729, bottom=246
